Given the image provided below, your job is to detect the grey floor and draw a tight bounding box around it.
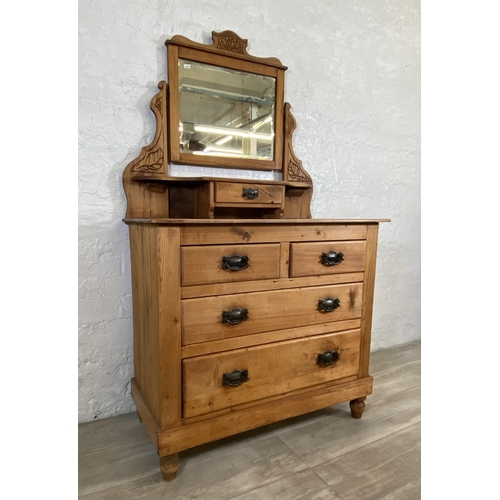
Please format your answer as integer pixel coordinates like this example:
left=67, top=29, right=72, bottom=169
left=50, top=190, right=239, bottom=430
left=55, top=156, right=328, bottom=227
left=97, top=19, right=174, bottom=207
left=79, top=340, right=420, bottom=500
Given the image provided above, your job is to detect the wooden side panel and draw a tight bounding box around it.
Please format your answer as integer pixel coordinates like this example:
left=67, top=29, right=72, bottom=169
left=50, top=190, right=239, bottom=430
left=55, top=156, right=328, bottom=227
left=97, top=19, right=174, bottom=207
left=183, top=329, right=361, bottom=418
left=158, top=226, right=183, bottom=429
left=131, top=378, right=160, bottom=452
left=181, top=243, right=281, bottom=286
left=359, top=224, right=379, bottom=377
left=195, top=182, right=214, bottom=218
left=128, top=224, right=162, bottom=424
left=290, top=240, right=367, bottom=277
left=182, top=283, right=363, bottom=345
left=284, top=187, right=313, bottom=219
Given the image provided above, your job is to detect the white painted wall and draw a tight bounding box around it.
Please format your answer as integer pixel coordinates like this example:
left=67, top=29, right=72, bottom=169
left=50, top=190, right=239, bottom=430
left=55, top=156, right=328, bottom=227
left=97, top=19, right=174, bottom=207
left=79, top=0, right=420, bottom=423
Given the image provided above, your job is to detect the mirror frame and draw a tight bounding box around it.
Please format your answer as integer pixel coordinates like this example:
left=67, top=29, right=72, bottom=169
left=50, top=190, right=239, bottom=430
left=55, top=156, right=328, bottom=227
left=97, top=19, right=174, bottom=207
left=166, top=31, right=287, bottom=172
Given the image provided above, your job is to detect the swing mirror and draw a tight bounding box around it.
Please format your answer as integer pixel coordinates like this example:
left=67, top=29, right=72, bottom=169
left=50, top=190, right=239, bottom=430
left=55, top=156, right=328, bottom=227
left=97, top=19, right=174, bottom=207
left=166, top=31, right=286, bottom=172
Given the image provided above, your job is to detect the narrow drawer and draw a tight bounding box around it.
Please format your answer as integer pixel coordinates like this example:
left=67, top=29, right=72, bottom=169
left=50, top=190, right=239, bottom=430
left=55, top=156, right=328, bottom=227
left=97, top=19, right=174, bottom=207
left=290, top=241, right=366, bottom=277
left=182, top=243, right=281, bottom=286
left=214, top=182, right=283, bottom=205
left=183, top=329, right=361, bottom=418
left=182, top=282, right=363, bottom=345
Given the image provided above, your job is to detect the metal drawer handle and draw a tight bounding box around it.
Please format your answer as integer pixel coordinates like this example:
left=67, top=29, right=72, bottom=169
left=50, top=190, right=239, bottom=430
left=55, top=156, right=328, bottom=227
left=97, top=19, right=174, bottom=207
left=222, top=254, right=249, bottom=271
left=222, top=369, right=249, bottom=387
left=222, top=308, right=249, bottom=325
left=318, top=297, right=340, bottom=313
left=242, top=187, right=259, bottom=200
left=317, top=350, right=340, bottom=366
left=321, top=250, right=344, bottom=266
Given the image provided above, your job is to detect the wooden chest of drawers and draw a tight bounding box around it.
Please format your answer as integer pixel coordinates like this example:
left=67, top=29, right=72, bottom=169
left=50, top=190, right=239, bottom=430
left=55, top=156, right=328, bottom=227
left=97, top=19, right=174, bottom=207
left=126, top=219, right=383, bottom=480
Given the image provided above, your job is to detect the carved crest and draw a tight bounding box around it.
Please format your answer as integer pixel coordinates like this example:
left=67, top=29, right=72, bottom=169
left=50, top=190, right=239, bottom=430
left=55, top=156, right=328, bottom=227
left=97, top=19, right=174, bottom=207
left=212, top=30, right=248, bottom=55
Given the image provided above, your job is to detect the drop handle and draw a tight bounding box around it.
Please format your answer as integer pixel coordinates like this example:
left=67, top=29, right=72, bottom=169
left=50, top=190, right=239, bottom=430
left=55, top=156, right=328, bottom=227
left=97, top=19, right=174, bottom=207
left=317, top=350, right=340, bottom=366
left=222, top=369, right=249, bottom=387
left=222, top=254, right=249, bottom=271
left=318, top=297, right=340, bottom=313
left=222, top=308, right=249, bottom=325
left=242, top=187, right=259, bottom=200
left=321, top=250, right=344, bottom=266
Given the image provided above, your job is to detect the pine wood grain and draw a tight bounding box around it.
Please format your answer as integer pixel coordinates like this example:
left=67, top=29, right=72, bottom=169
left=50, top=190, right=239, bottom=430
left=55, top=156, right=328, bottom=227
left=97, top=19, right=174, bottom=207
left=180, top=272, right=364, bottom=299
left=181, top=243, right=281, bottom=286
left=182, top=283, right=363, bottom=345
left=180, top=223, right=369, bottom=245
left=183, top=330, right=361, bottom=418
left=214, top=182, right=283, bottom=204
left=290, top=240, right=367, bottom=277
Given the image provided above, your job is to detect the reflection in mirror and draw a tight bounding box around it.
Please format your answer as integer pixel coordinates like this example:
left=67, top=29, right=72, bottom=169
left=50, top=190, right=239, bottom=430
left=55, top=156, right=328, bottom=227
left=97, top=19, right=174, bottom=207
left=178, top=59, right=276, bottom=161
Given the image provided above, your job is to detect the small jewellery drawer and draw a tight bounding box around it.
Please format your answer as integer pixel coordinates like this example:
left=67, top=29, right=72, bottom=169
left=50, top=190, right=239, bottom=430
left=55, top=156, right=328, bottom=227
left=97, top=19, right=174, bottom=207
left=290, top=241, right=366, bottom=277
left=214, top=182, right=283, bottom=205
left=182, top=283, right=363, bottom=345
left=181, top=243, right=281, bottom=286
left=182, top=329, right=361, bottom=418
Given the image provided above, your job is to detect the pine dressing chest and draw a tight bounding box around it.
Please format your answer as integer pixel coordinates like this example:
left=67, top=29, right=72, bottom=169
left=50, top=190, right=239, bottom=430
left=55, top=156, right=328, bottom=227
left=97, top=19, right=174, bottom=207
left=122, top=31, right=389, bottom=481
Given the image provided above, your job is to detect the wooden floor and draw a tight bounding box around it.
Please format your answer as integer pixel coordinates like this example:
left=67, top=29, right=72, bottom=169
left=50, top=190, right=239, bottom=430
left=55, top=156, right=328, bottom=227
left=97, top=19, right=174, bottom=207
left=79, top=340, right=420, bottom=499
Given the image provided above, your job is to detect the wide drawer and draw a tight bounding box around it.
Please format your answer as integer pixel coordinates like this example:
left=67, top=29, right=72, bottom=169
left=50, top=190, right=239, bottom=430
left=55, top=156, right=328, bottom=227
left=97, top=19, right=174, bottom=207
left=182, top=282, right=363, bottom=345
left=290, top=241, right=366, bottom=277
left=183, top=329, right=361, bottom=418
left=182, top=243, right=281, bottom=286
left=214, top=182, right=283, bottom=205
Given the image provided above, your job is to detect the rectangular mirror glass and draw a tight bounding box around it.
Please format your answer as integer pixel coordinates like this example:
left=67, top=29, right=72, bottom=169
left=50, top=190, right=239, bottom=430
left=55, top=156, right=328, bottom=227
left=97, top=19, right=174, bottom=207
left=178, top=59, right=276, bottom=161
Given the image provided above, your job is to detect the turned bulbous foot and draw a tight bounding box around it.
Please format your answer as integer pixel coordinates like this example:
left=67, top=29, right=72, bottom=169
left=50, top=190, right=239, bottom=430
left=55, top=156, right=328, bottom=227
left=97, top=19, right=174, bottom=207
left=349, top=397, right=366, bottom=419
left=160, top=453, right=179, bottom=481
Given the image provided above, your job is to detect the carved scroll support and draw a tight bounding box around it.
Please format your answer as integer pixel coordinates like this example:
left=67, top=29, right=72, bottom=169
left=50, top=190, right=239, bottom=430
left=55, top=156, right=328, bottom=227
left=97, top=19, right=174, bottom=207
left=283, top=103, right=313, bottom=219
left=127, top=81, right=168, bottom=176
left=122, top=81, right=170, bottom=218
left=283, top=103, right=311, bottom=186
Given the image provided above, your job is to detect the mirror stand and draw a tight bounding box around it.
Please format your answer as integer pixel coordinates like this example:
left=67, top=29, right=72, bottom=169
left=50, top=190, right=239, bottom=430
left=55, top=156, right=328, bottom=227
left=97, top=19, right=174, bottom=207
left=123, top=31, right=313, bottom=220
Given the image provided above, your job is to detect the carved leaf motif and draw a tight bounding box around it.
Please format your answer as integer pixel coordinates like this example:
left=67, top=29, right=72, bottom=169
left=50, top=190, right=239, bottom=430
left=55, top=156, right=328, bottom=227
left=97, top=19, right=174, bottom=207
left=154, top=96, right=163, bottom=114
left=288, top=158, right=309, bottom=183
left=131, top=147, right=164, bottom=172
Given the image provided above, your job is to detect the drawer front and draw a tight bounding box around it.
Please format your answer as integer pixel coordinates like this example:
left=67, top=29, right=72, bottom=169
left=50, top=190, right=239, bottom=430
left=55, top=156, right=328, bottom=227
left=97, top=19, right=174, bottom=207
left=181, top=224, right=367, bottom=245
left=183, top=329, right=361, bottom=418
left=182, top=243, right=281, bottom=286
left=182, top=283, right=363, bottom=345
left=214, top=182, right=283, bottom=204
left=290, top=241, right=366, bottom=277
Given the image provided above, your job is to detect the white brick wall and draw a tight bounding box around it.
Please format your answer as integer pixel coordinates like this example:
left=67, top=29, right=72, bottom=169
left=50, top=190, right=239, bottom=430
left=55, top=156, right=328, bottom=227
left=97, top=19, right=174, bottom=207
left=78, top=0, right=420, bottom=423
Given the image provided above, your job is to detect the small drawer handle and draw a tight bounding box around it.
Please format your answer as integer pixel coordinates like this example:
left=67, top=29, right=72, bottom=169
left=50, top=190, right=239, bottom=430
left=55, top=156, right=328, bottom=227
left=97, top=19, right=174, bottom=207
left=222, top=254, right=249, bottom=271
left=321, top=250, right=344, bottom=266
left=318, top=297, right=340, bottom=313
left=317, top=350, right=340, bottom=366
left=242, top=187, right=259, bottom=200
left=222, top=308, right=249, bottom=325
left=222, top=369, right=249, bottom=387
